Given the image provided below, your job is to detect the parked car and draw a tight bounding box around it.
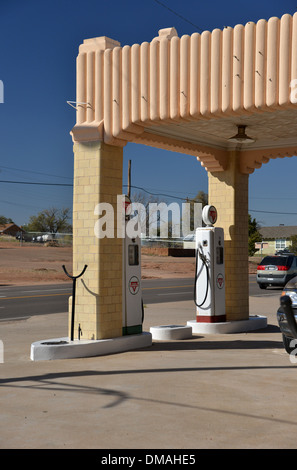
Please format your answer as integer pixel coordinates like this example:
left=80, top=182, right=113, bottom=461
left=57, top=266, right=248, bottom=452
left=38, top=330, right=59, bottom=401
left=277, top=276, right=297, bottom=353
left=275, top=248, right=295, bottom=256
left=15, top=231, right=33, bottom=242
left=257, top=255, right=297, bottom=289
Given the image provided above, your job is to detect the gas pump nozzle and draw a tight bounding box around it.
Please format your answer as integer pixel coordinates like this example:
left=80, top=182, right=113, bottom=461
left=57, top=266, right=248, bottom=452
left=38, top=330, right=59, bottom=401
left=197, top=243, right=208, bottom=264
left=194, top=242, right=210, bottom=308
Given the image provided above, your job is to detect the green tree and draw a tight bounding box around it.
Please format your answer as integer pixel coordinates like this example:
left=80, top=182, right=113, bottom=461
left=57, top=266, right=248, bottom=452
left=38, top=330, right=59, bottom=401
left=188, top=190, right=208, bottom=208
left=185, top=190, right=208, bottom=232
left=25, top=207, right=72, bottom=233
left=248, top=214, right=262, bottom=256
left=288, top=235, right=297, bottom=254
left=0, top=216, right=13, bottom=225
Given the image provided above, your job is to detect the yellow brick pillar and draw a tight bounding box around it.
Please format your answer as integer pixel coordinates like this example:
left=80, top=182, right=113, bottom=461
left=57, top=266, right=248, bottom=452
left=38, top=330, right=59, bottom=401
left=208, top=150, right=249, bottom=321
left=70, top=141, right=123, bottom=340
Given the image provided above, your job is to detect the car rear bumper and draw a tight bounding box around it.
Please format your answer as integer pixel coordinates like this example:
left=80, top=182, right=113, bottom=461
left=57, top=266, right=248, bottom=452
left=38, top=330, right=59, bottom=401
left=257, top=273, right=293, bottom=286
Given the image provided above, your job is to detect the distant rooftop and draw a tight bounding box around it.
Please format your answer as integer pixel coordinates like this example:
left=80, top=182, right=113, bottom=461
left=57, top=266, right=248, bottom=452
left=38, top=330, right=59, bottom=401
left=259, top=226, right=297, bottom=239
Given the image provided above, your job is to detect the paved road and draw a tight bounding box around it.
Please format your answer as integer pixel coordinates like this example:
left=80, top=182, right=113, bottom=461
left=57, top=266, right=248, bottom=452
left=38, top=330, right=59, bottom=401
left=145, top=274, right=284, bottom=302
left=143, top=278, right=195, bottom=304
left=0, top=275, right=283, bottom=321
left=0, top=284, right=72, bottom=321
left=0, top=279, right=194, bottom=320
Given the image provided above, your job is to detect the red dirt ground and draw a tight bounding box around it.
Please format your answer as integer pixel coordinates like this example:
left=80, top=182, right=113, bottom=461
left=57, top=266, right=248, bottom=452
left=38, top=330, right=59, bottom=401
left=0, top=240, right=257, bottom=286
left=0, top=241, right=196, bottom=286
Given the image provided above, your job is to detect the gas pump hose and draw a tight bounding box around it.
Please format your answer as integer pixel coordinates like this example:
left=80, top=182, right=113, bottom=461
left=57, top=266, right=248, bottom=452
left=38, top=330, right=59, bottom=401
left=194, top=245, right=210, bottom=308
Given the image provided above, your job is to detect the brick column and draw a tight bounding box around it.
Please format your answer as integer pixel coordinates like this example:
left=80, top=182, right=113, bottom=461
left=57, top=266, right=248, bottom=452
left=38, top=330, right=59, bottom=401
left=70, top=141, right=123, bottom=340
left=208, top=150, right=249, bottom=321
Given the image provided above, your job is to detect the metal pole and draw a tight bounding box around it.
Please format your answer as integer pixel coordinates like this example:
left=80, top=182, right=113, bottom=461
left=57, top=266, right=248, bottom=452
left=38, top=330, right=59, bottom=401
left=128, top=160, right=131, bottom=199
left=62, top=264, right=88, bottom=341
left=71, top=277, right=76, bottom=341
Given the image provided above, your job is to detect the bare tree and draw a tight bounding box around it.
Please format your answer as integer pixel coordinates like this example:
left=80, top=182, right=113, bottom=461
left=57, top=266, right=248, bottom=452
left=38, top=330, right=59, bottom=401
left=130, top=191, right=162, bottom=236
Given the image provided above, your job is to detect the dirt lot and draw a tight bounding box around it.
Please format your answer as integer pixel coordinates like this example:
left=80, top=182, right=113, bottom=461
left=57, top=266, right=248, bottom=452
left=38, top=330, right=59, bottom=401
left=0, top=240, right=258, bottom=286
left=0, top=241, right=196, bottom=286
left=0, top=242, right=73, bottom=285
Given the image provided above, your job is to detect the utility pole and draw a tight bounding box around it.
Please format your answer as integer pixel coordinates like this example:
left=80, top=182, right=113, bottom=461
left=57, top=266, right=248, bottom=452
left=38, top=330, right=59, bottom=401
left=127, top=159, right=131, bottom=198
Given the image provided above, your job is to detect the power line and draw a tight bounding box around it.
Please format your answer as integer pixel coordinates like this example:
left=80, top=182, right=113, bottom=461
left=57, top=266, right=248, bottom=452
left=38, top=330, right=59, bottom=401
left=0, top=199, right=45, bottom=210
left=152, top=0, right=203, bottom=32
left=249, top=209, right=297, bottom=215
left=0, top=180, right=72, bottom=187
left=250, top=196, right=297, bottom=200
left=0, top=165, right=72, bottom=181
left=1, top=179, right=296, bottom=215
left=124, top=184, right=187, bottom=201
left=0, top=179, right=188, bottom=200
left=130, top=183, right=197, bottom=197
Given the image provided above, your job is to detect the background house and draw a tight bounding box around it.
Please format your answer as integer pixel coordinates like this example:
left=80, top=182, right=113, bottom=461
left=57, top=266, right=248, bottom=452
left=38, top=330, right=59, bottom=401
left=0, top=223, right=24, bottom=238
left=256, top=225, right=297, bottom=255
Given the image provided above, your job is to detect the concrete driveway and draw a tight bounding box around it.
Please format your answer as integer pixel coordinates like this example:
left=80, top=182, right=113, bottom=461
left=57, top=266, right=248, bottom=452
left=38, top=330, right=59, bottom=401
left=0, top=292, right=296, bottom=449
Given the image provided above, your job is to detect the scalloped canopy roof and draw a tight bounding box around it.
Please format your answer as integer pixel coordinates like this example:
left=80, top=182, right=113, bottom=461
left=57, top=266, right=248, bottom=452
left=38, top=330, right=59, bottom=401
left=71, top=14, right=297, bottom=174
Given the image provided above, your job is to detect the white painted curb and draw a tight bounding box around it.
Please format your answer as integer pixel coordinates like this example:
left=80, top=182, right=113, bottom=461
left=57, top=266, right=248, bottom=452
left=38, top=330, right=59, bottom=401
left=150, top=324, right=192, bottom=340
left=187, top=315, right=267, bottom=334
left=30, top=332, right=152, bottom=361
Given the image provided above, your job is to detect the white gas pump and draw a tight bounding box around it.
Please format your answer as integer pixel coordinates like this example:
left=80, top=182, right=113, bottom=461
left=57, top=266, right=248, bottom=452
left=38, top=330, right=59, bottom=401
left=194, top=205, right=226, bottom=323
left=122, top=196, right=144, bottom=335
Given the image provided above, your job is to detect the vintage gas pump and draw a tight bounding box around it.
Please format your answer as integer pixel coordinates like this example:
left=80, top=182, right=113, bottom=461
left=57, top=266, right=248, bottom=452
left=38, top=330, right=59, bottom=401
left=194, top=205, right=226, bottom=323
left=122, top=196, right=143, bottom=335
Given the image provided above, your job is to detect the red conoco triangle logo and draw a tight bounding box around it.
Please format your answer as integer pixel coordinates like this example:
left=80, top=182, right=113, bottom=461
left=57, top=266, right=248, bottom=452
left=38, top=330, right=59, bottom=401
left=129, top=276, right=139, bottom=295
left=209, top=208, right=217, bottom=224
left=216, top=273, right=224, bottom=289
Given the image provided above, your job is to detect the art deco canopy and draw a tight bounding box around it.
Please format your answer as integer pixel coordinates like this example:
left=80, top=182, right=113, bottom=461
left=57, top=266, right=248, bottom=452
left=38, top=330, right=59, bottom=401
left=71, top=13, right=297, bottom=174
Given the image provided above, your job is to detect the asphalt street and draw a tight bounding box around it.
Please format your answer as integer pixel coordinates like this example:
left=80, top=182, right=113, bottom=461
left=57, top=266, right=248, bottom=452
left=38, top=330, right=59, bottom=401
left=0, top=275, right=283, bottom=321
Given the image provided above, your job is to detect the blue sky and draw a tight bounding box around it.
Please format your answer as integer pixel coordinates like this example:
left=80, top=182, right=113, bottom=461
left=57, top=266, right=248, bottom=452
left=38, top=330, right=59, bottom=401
left=0, top=0, right=296, bottom=228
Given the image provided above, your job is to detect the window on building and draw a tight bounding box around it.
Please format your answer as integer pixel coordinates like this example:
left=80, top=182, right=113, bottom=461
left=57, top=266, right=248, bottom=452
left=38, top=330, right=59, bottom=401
left=275, top=239, right=286, bottom=250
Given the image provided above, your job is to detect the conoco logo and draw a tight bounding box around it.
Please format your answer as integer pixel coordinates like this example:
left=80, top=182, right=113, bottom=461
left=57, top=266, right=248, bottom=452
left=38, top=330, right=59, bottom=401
left=129, top=276, right=139, bottom=295
left=209, top=209, right=217, bottom=223
left=216, top=273, right=224, bottom=289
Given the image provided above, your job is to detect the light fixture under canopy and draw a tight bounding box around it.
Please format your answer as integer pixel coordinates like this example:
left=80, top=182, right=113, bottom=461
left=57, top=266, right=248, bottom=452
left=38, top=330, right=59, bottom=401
left=228, top=125, right=255, bottom=144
